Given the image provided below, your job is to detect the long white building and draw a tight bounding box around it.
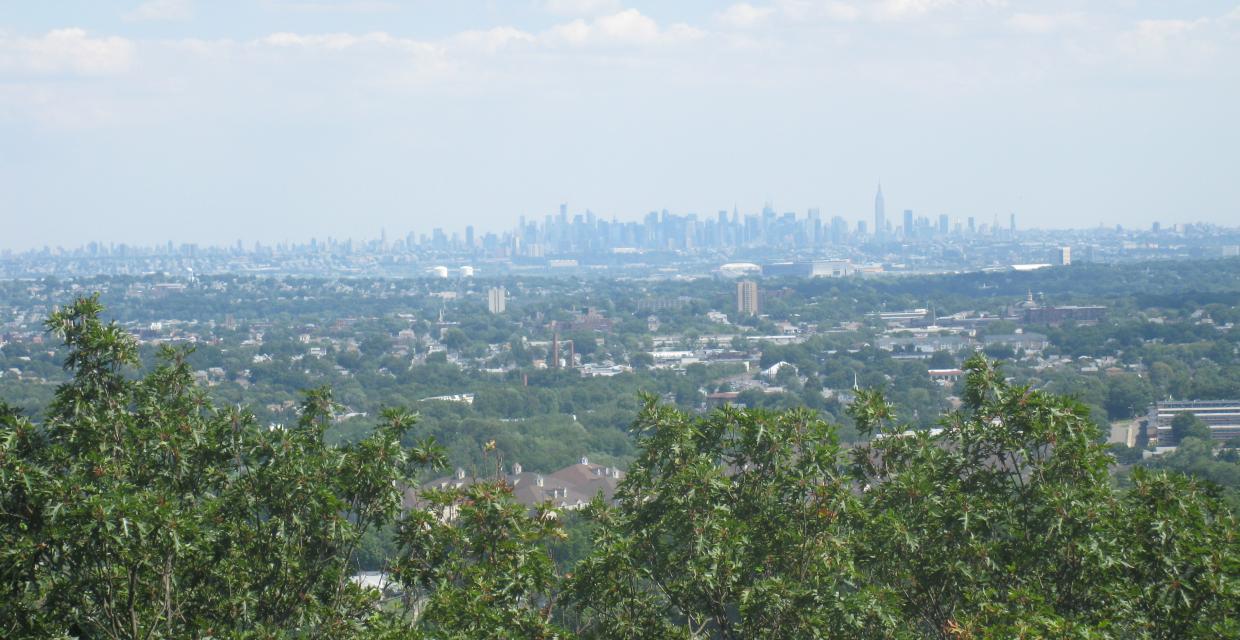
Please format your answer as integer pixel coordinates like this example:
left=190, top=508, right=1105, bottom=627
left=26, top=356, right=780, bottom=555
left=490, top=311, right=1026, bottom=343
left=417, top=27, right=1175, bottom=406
left=1148, top=400, right=1240, bottom=444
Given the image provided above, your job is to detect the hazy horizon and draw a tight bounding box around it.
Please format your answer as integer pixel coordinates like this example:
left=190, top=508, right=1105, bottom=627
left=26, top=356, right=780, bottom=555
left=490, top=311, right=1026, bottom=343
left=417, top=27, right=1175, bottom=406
left=3, top=1, right=1239, bottom=251
left=3, top=195, right=1233, bottom=255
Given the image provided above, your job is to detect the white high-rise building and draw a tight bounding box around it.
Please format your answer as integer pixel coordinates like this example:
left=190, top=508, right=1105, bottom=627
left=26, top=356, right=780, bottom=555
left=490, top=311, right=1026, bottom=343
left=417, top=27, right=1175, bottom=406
left=737, top=280, right=759, bottom=316
left=487, top=286, right=507, bottom=314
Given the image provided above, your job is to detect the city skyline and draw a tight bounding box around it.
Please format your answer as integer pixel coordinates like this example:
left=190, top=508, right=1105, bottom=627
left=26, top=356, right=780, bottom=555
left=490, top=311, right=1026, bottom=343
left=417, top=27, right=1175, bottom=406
left=4, top=192, right=1230, bottom=257
left=3, top=1, right=1239, bottom=250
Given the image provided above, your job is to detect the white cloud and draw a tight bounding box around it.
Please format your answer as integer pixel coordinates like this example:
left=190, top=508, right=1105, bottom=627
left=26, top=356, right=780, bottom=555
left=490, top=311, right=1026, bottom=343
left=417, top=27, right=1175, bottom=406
left=1006, top=12, right=1086, bottom=34
left=717, top=3, right=777, bottom=29
left=451, top=27, right=537, bottom=54
left=1108, top=7, right=1240, bottom=67
left=547, top=20, right=593, bottom=46
left=0, top=28, right=134, bottom=75
left=774, top=0, right=1002, bottom=23
left=874, top=0, right=941, bottom=21
left=595, top=9, right=660, bottom=42
left=542, top=0, right=623, bottom=17
left=544, top=10, right=703, bottom=46
left=873, top=0, right=1005, bottom=22
left=774, top=0, right=861, bottom=22
left=259, top=0, right=398, bottom=13
left=259, top=31, right=390, bottom=49
left=8, top=2, right=1236, bottom=135
left=243, top=10, right=700, bottom=56
left=124, top=0, right=193, bottom=22
left=1119, top=18, right=1206, bottom=55
left=253, top=31, right=448, bottom=59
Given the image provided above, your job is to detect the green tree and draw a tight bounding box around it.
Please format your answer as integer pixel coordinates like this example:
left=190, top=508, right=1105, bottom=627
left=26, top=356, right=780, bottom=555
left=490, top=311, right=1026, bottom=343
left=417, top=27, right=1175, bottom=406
left=385, top=480, right=568, bottom=638
left=927, top=351, right=956, bottom=370
left=849, top=355, right=1128, bottom=637
left=1121, top=468, right=1240, bottom=638
left=7, top=297, right=1240, bottom=639
left=1106, top=373, right=1154, bottom=420
left=567, top=399, right=897, bottom=638
left=1171, top=412, right=1212, bottom=445
left=441, top=328, right=468, bottom=351
left=0, top=296, right=446, bottom=638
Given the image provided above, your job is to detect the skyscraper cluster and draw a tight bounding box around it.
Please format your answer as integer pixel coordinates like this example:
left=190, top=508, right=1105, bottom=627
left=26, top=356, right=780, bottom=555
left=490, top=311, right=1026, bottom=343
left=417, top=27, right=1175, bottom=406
left=503, top=191, right=984, bottom=257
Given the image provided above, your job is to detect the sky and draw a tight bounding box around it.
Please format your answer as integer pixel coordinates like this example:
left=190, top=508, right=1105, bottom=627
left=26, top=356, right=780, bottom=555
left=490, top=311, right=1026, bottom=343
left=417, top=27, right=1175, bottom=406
left=2, top=0, right=1239, bottom=251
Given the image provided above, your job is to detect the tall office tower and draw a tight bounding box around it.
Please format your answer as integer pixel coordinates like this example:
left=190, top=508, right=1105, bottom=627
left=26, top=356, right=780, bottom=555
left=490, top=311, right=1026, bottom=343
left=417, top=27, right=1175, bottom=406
left=967, top=216, right=976, bottom=234
left=1009, top=213, right=1016, bottom=234
left=558, top=203, right=568, bottom=225
left=903, top=209, right=914, bottom=239
left=487, top=286, right=507, bottom=314
left=857, top=220, right=868, bottom=236
left=465, top=225, right=474, bottom=249
left=1055, top=246, right=1071, bottom=266
left=831, top=216, right=847, bottom=244
left=874, top=184, right=886, bottom=238
left=737, top=280, right=760, bottom=316
left=939, top=214, right=949, bottom=235
left=1152, top=221, right=1161, bottom=233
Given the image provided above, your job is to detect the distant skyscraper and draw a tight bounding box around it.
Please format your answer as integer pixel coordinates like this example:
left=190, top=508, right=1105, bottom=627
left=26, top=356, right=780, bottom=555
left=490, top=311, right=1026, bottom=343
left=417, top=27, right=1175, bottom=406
left=967, top=216, right=976, bottom=234
left=737, top=280, right=759, bottom=316
left=465, top=225, right=474, bottom=249
left=487, top=286, right=506, bottom=314
left=1009, top=213, right=1016, bottom=234
left=938, top=214, right=949, bottom=235
left=903, top=209, right=914, bottom=239
left=874, top=184, right=886, bottom=239
left=831, top=216, right=847, bottom=244
left=1055, top=246, right=1071, bottom=266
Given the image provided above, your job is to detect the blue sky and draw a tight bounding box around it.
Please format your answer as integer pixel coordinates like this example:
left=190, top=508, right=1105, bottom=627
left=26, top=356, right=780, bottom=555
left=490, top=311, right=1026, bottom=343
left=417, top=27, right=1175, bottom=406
left=2, top=0, right=1239, bottom=250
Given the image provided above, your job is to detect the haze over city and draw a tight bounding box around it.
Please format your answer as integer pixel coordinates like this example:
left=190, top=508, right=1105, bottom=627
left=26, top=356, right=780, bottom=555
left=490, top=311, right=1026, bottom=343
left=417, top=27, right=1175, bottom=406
left=3, top=0, right=1239, bottom=250
left=8, top=3, right=1240, bottom=637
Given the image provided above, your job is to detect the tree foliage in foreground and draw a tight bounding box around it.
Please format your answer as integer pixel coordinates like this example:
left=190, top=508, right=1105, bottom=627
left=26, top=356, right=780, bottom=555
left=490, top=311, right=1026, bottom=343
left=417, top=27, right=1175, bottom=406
left=567, top=356, right=1239, bottom=639
left=566, top=402, right=895, bottom=638
left=3, top=297, right=1238, bottom=638
left=0, top=297, right=445, bottom=637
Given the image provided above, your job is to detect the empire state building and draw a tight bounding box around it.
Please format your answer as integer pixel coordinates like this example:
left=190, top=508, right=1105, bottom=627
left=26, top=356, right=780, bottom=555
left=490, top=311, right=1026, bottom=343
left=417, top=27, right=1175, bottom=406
left=874, top=184, right=886, bottom=239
